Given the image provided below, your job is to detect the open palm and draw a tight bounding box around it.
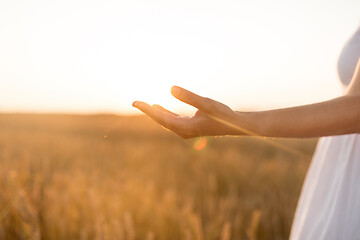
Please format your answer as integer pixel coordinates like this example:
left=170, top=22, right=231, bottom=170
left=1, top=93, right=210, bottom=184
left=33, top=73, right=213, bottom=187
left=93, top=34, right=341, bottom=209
left=133, top=86, right=246, bottom=138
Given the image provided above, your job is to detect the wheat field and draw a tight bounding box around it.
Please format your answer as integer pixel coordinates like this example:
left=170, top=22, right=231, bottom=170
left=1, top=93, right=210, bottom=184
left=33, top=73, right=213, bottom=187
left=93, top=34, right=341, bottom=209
left=0, top=114, right=317, bottom=240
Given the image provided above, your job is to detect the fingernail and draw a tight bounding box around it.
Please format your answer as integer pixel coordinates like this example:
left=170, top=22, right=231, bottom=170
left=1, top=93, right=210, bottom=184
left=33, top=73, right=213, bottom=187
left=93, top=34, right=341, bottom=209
left=132, top=101, right=138, bottom=107
left=171, top=86, right=180, bottom=95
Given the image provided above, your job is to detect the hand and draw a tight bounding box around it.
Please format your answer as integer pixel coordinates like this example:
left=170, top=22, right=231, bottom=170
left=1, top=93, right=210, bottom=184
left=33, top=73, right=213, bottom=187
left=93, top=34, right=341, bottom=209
left=132, top=86, right=250, bottom=138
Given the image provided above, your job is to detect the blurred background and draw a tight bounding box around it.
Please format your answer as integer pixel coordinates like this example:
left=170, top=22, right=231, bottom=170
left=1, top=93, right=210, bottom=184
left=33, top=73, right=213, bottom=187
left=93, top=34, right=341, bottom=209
left=0, top=0, right=359, bottom=239
left=1, top=0, right=359, bottom=114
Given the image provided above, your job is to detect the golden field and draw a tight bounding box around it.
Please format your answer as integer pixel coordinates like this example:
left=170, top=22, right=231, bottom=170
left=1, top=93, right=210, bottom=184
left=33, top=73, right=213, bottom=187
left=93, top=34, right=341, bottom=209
left=0, top=114, right=317, bottom=240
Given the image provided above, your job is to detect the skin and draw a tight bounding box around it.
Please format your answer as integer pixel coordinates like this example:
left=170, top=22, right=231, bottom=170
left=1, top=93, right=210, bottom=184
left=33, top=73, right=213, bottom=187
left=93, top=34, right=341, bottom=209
left=133, top=59, right=360, bottom=139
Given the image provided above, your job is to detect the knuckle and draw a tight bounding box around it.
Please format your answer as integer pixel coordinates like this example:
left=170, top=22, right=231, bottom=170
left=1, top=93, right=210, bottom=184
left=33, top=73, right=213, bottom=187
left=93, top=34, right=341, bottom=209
left=182, top=132, right=196, bottom=139
left=179, top=133, right=191, bottom=139
left=176, top=125, right=197, bottom=139
left=201, top=98, right=234, bottom=117
left=201, top=98, right=216, bottom=113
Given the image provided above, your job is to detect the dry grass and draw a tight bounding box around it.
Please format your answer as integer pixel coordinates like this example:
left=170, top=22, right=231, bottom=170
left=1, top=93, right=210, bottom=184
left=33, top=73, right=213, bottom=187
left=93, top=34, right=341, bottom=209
left=0, top=114, right=317, bottom=240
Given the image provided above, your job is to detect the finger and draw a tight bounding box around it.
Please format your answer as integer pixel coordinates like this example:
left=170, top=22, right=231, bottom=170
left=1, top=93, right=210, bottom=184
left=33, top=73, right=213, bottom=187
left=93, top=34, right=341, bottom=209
left=171, top=86, right=231, bottom=117
left=152, top=104, right=179, bottom=117
left=171, top=86, right=207, bottom=110
left=132, top=101, right=178, bottom=129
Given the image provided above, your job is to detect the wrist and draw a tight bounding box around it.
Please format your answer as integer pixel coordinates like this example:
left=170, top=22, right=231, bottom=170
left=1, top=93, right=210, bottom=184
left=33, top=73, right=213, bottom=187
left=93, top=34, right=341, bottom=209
left=233, top=111, right=264, bottom=136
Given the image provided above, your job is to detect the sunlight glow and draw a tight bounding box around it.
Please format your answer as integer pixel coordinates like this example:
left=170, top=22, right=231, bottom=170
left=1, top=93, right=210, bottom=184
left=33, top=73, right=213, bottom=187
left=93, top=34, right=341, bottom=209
left=0, top=0, right=359, bottom=113
left=193, top=138, right=208, bottom=151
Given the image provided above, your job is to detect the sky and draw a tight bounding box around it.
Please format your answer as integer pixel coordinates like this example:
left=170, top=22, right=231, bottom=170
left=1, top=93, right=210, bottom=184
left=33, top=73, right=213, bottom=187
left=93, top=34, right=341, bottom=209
left=0, top=0, right=359, bottom=114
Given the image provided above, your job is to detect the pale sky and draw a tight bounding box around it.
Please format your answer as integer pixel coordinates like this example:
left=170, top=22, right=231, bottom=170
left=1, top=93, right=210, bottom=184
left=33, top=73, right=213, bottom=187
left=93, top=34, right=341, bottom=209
left=0, top=0, right=359, bottom=114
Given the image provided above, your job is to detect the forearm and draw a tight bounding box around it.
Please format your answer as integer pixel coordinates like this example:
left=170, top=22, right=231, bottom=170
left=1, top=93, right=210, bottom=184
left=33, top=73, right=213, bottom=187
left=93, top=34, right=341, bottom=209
left=241, top=95, right=360, bottom=138
left=133, top=64, right=360, bottom=139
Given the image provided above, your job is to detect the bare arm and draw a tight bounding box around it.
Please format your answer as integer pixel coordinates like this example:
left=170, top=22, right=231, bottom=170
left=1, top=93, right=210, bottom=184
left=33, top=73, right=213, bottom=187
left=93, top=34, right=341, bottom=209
left=133, top=60, right=360, bottom=138
left=256, top=59, right=360, bottom=137
left=252, top=94, right=360, bottom=137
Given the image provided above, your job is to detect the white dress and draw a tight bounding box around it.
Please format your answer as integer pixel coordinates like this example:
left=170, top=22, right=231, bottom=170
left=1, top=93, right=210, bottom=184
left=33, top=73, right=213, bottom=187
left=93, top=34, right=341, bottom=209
left=290, top=26, right=360, bottom=239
